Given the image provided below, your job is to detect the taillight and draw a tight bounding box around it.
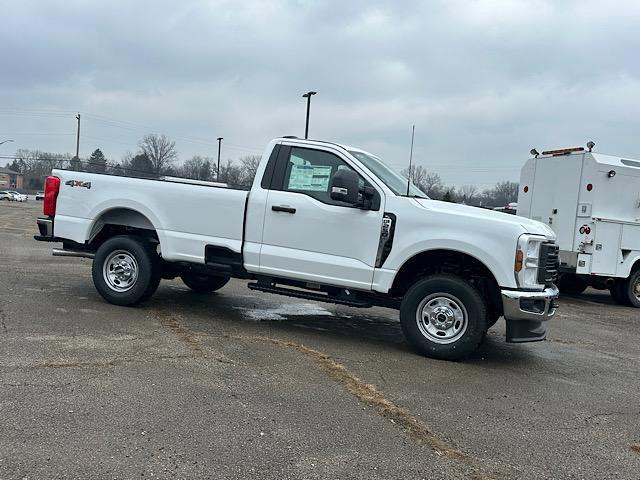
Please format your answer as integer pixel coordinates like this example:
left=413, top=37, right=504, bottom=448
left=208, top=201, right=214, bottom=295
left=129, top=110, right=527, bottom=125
left=43, top=176, right=61, bottom=216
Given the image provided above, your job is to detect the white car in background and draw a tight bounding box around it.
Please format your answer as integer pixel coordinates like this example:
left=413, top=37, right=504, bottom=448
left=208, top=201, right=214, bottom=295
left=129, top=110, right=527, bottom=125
left=35, top=191, right=45, bottom=201
left=8, top=191, right=27, bottom=202
left=0, top=190, right=13, bottom=201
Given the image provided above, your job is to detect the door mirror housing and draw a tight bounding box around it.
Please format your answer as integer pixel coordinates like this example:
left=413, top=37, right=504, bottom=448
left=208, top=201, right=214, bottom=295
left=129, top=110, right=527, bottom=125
left=330, top=169, right=359, bottom=205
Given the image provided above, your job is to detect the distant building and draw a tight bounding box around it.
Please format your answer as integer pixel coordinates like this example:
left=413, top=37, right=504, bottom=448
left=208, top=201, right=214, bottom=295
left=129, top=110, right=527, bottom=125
left=0, top=167, right=24, bottom=190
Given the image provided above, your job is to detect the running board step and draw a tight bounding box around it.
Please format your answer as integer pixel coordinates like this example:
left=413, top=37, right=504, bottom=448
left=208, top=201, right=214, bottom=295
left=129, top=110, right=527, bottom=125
left=247, top=283, right=371, bottom=308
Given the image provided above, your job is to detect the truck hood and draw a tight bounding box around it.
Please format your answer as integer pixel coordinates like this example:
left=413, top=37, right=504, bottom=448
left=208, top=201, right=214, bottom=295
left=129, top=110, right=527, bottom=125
left=413, top=199, right=556, bottom=240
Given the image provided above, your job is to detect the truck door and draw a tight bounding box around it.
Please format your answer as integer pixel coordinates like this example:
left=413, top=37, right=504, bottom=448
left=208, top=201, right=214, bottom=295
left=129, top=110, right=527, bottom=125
left=258, top=144, right=384, bottom=290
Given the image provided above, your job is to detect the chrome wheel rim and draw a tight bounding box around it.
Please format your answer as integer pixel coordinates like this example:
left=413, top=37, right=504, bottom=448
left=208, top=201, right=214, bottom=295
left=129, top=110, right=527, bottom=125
left=103, top=250, right=139, bottom=292
left=416, top=293, right=468, bottom=344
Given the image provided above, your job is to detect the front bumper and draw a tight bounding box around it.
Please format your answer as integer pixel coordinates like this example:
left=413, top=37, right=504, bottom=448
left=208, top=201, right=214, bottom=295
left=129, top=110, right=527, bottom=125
left=501, top=286, right=559, bottom=343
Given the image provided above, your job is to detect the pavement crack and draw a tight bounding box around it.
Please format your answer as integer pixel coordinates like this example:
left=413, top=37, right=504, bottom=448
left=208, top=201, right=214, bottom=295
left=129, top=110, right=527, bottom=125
left=0, top=308, right=7, bottom=333
left=38, top=360, right=118, bottom=368
left=157, top=311, right=204, bottom=357
left=584, top=410, right=640, bottom=422
left=154, top=310, right=233, bottom=364
left=223, top=334, right=504, bottom=479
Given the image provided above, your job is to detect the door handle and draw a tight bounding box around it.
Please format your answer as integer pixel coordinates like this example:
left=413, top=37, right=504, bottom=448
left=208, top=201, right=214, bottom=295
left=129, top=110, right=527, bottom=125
left=272, top=205, right=296, bottom=214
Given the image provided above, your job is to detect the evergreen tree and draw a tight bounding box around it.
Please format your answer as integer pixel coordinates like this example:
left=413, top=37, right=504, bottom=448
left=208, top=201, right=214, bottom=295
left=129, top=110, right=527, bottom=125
left=69, top=157, right=83, bottom=171
left=128, top=153, right=154, bottom=177
left=88, top=149, right=107, bottom=173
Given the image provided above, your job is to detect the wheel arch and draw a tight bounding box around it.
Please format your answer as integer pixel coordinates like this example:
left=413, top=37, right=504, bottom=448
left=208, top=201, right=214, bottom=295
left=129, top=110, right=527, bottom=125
left=88, top=207, right=161, bottom=249
left=617, top=251, right=640, bottom=279
left=390, top=249, right=503, bottom=317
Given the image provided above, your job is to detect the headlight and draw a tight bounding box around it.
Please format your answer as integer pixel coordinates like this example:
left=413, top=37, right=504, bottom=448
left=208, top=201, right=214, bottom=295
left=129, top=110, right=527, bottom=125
left=515, top=234, right=546, bottom=289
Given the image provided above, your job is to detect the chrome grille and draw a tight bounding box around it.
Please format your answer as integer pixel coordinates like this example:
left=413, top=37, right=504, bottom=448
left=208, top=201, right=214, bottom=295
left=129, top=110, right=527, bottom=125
left=538, top=243, right=559, bottom=285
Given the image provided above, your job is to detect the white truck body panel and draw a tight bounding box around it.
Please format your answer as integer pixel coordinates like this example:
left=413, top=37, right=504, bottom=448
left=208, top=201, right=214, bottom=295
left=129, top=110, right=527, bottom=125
left=518, top=151, right=640, bottom=278
left=53, top=172, right=248, bottom=264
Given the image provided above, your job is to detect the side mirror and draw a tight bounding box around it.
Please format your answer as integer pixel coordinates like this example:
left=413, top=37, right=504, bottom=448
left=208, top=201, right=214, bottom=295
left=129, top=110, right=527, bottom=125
left=330, top=169, right=359, bottom=205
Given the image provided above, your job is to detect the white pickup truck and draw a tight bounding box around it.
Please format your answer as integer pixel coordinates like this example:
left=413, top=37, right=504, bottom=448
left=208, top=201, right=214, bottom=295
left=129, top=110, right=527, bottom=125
left=35, top=137, right=559, bottom=360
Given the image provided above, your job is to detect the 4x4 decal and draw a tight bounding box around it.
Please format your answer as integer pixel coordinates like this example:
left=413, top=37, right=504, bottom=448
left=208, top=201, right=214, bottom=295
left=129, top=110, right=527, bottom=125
left=65, top=180, right=92, bottom=189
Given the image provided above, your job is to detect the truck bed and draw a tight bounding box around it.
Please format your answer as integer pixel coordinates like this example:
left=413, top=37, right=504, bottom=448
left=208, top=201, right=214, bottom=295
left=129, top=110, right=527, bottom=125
left=51, top=169, right=249, bottom=264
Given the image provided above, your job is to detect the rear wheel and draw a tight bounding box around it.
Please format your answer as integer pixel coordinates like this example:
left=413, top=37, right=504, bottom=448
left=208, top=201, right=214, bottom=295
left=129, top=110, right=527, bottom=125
left=610, top=279, right=629, bottom=306
left=180, top=273, right=229, bottom=293
left=92, top=235, right=161, bottom=306
left=558, top=274, right=588, bottom=295
left=613, top=270, right=640, bottom=308
left=400, top=275, right=487, bottom=360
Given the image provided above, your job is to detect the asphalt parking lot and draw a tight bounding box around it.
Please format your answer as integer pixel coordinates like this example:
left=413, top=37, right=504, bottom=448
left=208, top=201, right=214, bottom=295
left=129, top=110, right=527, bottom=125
left=1, top=201, right=639, bottom=479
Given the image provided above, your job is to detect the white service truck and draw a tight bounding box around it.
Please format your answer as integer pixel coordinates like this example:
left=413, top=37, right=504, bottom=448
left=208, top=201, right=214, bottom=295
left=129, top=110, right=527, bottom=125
left=517, top=144, right=640, bottom=307
left=35, top=137, right=559, bottom=360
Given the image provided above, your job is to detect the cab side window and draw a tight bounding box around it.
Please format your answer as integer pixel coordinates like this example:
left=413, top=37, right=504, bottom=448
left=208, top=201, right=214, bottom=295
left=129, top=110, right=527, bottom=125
left=280, top=147, right=364, bottom=205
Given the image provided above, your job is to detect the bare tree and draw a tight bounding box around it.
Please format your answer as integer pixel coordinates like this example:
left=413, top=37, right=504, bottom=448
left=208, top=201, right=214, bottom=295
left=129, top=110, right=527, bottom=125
left=459, top=185, right=478, bottom=204
left=493, top=181, right=519, bottom=205
left=402, top=165, right=427, bottom=189
left=481, top=181, right=519, bottom=207
left=219, top=159, right=243, bottom=185
left=423, top=172, right=445, bottom=199
left=13, top=149, right=72, bottom=188
left=138, top=134, right=177, bottom=175
left=239, top=155, right=261, bottom=186
left=179, top=156, right=213, bottom=181
left=401, top=165, right=444, bottom=199
left=441, top=187, right=458, bottom=203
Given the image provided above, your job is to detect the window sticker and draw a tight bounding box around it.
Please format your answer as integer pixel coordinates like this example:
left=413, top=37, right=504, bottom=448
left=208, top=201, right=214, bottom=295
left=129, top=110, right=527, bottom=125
left=288, top=165, right=332, bottom=191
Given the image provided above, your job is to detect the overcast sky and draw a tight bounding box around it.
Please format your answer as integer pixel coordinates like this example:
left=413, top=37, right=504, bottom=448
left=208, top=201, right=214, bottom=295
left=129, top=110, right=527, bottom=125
left=2, top=0, right=640, bottom=187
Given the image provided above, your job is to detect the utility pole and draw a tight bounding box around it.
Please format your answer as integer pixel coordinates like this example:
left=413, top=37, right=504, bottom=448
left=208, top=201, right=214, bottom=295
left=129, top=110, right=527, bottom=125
left=302, top=91, right=317, bottom=139
left=75, top=113, right=81, bottom=161
left=216, top=137, right=223, bottom=181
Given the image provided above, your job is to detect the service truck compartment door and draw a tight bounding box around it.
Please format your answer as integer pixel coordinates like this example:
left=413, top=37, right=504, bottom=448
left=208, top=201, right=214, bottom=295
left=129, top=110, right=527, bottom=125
left=591, top=221, right=622, bottom=276
left=259, top=145, right=384, bottom=290
left=529, top=155, right=582, bottom=252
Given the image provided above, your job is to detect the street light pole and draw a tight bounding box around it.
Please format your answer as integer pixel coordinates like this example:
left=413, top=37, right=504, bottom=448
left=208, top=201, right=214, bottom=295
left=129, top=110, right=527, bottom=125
left=0, top=139, right=14, bottom=146
left=216, top=137, right=223, bottom=181
left=302, top=91, right=317, bottom=139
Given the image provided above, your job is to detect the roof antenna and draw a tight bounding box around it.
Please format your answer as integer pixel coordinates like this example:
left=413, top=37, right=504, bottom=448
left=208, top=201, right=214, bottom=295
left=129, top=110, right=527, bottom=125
left=406, top=124, right=415, bottom=196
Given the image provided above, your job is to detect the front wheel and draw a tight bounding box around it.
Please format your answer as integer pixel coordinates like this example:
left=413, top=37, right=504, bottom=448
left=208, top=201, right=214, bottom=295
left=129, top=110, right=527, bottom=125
left=400, top=275, right=487, bottom=360
left=92, top=235, right=161, bottom=306
left=180, top=273, right=229, bottom=293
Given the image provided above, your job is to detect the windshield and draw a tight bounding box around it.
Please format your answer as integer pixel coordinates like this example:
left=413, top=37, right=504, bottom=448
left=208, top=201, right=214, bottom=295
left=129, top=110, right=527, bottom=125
left=347, top=150, right=428, bottom=198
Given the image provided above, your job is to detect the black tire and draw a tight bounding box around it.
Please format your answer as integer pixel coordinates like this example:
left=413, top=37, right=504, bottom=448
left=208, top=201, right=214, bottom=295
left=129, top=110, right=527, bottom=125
left=400, top=274, right=487, bottom=360
left=616, top=270, right=640, bottom=308
left=486, top=312, right=501, bottom=330
left=91, top=235, right=161, bottom=306
left=558, top=274, right=588, bottom=296
left=609, top=279, right=630, bottom=306
left=180, top=273, right=229, bottom=293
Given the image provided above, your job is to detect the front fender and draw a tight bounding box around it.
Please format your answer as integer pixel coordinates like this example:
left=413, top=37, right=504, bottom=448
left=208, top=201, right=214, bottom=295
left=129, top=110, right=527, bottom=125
left=372, top=198, right=524, bottom=293
left=387, top=238, right=516, bottom=289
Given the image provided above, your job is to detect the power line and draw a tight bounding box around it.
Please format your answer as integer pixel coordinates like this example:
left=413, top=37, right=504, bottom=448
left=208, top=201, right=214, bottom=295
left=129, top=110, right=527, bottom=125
left=1, top=109, right=265, bottom=153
